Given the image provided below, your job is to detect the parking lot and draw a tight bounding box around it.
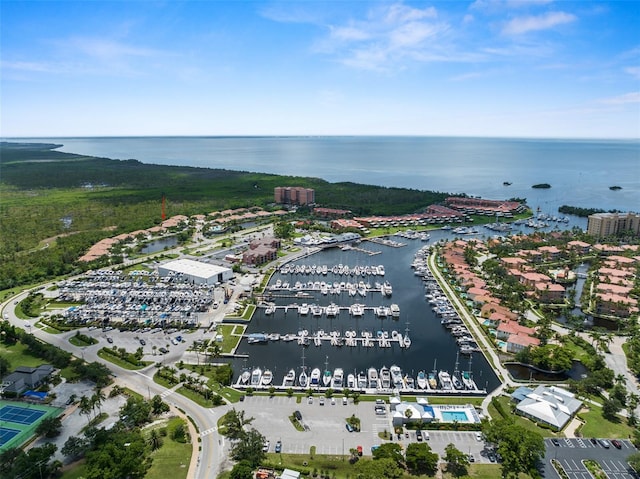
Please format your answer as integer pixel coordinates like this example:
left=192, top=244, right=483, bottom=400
left=543, top=438, right=638, bottom=479
left=235, top=396, right=488, bottom=459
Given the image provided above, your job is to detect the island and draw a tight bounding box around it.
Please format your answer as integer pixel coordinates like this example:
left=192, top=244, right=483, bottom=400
left=532, top=183, right=551, bottom=189
left=503, top=181, right=512, bottom=186
left=609, top=185, right=622, bottom=190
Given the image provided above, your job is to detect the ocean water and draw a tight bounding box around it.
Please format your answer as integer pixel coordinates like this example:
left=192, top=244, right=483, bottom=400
left=10, top=136, right=640, bottom=213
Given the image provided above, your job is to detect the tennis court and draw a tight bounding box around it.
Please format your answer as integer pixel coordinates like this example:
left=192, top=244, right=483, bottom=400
left=0, top=401, right=62, bottom=451
left=0, top=405, right=46, bottom=425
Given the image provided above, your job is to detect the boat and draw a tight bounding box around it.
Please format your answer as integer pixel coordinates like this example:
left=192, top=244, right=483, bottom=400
left=462, top=371, right=476, bottom=390
left=358, top=371, right=367, bottom=389
left=380, top=366, right=391, bottom=389
left=428, top=372, right=437, bottom=389
left=332, top=368, right=344, bottom=388
left=438, top=370, right=453, bottom=390
left=311, top=304, right=323, bottom=317
left=404, top=375, right=415, bottom=389
left=451, top=373, right=464, bottom=390
left=349, top=303, right=364, bottom=317
left=250, top=367, right=262, bottom=386
left=382, top=281, right=393, bottom=297
left=347, top=373, right=356, bottom=389
left=367, top=367, right=379, bottom=389
left=247, top=333, right=268, bottom=344
left=261, top=369, right=273, bottom=386
left=322, top=369, right=332, bottom=387
left=299, top=369, right=308, bottom=388
left=283, top=369, right=295, bottom=387
left=389, top=304, right=400, bottom=317
left=416, top=370, right=427, bottom=389
left=310, top=368, right=321, bottom=386
left=375, top=306, right=389, bottom=318
left=299, top=303, right=309, bottom=315
left=240, top=369, right=251, bottom=385
left=390, top=365, right=404, bottom=389
left=325, top=303, right=339, bottom=317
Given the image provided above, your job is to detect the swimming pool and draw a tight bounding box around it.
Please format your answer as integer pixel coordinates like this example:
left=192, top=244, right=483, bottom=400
left=440, top=410, right=469, bottom=422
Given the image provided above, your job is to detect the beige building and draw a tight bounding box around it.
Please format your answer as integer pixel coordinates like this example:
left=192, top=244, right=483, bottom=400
left=587, top=212, right=640, bottom=238
left=274, top=187, right=315, bottom=205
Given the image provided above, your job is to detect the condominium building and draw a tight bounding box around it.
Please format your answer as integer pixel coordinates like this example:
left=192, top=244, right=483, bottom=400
left=587, top=212, right=640, bottom=238
left=274, top=187, right=315, bottom=205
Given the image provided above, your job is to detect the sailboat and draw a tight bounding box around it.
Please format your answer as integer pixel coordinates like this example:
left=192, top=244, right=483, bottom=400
left=298, top=349, right=308, bottom=388
left=322, top=356, right=332, bottom=387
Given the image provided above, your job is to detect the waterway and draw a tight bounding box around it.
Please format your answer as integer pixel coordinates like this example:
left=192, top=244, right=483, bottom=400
left=140, top=236, right=180, bottom=254
left=232, top=232, right=502, bottom=393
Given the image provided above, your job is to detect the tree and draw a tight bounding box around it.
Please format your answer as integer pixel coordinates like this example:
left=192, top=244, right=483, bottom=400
left=372, top=442, right=404, bottom=466
left=79, top=395, right=93, bottom=424
left=628, top=452, right=640, bottom=473
left=405, top=442, right=439, bottom=476
left=483, top=419, right=545, bottom=478
left=61, top=436, right=89, bottom=461
left=85, top=430, right=150, bottom=479
left=147, top=429, right=163, bottom=451
left=0, top=355, right=10, bottom=379
left=230, top=428, right=265, bottom=467
left=151, top=394, right=170, bottom=415
left=444, top=443, right=469, bottom=477
left=602, top=398, right=622, bottom=421
left=35, top=416, right=62, bottom=438
left=355, top=457, right=403, bottom=479
left=230, top=460, right=254, bottom=479
left=220, top=408, right=254, bottom=440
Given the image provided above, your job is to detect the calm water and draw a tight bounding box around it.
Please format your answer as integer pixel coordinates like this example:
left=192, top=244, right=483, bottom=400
left=233, top=234, right=501, bottom=393
left=9, top=136, right=640, bottom=213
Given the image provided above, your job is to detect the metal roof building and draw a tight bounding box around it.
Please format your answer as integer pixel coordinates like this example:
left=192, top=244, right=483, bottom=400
left=158, top=259, right=233, bottom=285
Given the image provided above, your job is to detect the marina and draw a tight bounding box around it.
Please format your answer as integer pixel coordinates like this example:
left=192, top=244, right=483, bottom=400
left=232, top=229, right=502, bottom=395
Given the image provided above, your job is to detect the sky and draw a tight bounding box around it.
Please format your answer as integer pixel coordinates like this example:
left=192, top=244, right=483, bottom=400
left=1, top=1, right=639, bottom=138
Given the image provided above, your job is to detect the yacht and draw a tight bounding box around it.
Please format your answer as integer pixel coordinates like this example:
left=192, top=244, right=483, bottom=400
left=332, top=368, right=344, bottom=389
left=367, top=367, right=379, bottom=389
left=299, top=303, right=310, bottom=315
left=311, top=304, right=323, bottom=317
left=404, top=375, right=415, bottom=390
left=451, top=373, right=464, bottom=390
left=428, top=372, right=437, bottom=389
left=382, top=281, right=393, bottom=297
left=283, top=369, right=295, bottom=387
left=357, top=371, right=368, bottom=389
left=389, top=304, right=400, bottom=318
left=310, top=368, right=321, bottom=386
left=390, top=365, right=404, bottom=389
left=377, top=265, right=385, bottom=276
left=250, top=368, right=262, bottom=386
left=379, top=366, right=391, bottom=389
left=325, top=303, right=339, bottom=317
left=462, top=371, right=477, bottom=390
left=438, top=370, right=454, bottom=390
left=349, top=303, right=364, bottom=317
left=261, top=369, right=273, bottom=386
left=347, top=373, right=356, bottom=389
left=375, top=306, right=389, bottom=318
left=416, top=370, right=427, bottom=389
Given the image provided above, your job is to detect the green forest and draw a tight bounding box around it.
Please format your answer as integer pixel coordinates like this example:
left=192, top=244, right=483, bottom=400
left=0, top=142, right=449, bottom=290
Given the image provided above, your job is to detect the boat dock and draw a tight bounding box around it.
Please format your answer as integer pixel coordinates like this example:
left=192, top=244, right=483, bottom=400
left=244, top=329, right=410, bottom=349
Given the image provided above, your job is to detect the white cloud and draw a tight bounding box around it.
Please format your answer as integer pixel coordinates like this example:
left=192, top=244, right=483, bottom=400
left=597, top=92, right=640, bottom=105
left=502, top=11, right=576, bottom=35
left=625, top=66, right=640, bottom=79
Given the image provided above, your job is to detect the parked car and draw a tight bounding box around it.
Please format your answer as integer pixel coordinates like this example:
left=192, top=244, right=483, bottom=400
left=294, top=410, right=302, bottom=421
left=551, top=438, right=560, bottom=446
left=590, top=438, right=597, bottom=444
left=475, top=432, right=483, bottom=441
left=275, top=441, right=282, bottom=453
left=139, top=339, right=146, bottom=346
left=345, top=423, right=354, bottom=432
left=356, top=446, right=363, bottom=456
left=468, top=454, right=475, bottom=463
left=342, top=397, right=348, bottom=405
left=262, top=441, right=270, bottom=452
left=611, top=439, right=622, bottom=449
left=319, top=397, right=325, bottom=406
left=487, top=452, right=497, bottom=463
left=416, top=430, right=423, bottom=442
left=106, top=337, right=114, bottom=343
left=308, top=396, right=313, bottom=404
left=598, top=439, right=611, bottom=449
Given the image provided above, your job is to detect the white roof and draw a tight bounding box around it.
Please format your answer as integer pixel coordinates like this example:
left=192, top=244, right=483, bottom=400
left=281, top=469, right=301, bottom=479
left=160, top=259, right=231, bottom=279
left=516, top=385, right=582, bottom=429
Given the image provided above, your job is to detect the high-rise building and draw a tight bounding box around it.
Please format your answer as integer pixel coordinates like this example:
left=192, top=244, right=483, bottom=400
left=274, top=187, right=315, bottom=205
left=587, top=212, right=640, bottom=238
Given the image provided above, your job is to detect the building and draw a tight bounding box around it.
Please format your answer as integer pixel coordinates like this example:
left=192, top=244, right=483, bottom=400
left=158, top=259, right=233, bottom=285
left=242, top=236, right=281, bottom=266
left=1, top=365, right=55, bottom=396
left=274, top=187, right=315, bottom=205
left=511, top=385, right=582, bottom=431
left=587, top=212, right=640, bottom=238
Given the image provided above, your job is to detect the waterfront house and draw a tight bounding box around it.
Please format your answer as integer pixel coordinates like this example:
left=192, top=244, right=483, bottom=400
left=512, top=385, right=582, bottom=431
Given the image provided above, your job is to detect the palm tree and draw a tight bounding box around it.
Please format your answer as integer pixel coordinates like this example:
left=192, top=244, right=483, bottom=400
left=79, top=396, right=92, bottom=424
left=148, top=429, right=162, bottom=451
left=92, top=388, right=106, bottom=416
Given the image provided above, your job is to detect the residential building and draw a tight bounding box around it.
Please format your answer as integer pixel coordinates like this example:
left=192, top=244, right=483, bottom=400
left=274, top=187, right=315, bottom=205
left=512, top=385, right=583, bottom=431
left=587, top=212, right=640, bottom=238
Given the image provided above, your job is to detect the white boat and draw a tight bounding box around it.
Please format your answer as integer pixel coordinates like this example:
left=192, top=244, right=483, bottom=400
left=325, top=303, right=339, bottom=317
left=299, top=303, right=309, bottom=315
left=462, top=371, right=476, bottom=390
left=417, top=370, right=427, bottom=389
left=299, top=369, right=308, bottom=388
left=250, top=368, right=262, bottom=386
left=451, top=373, right=464, bottom=390
left=347, top=373, right=356, bottom=389
left=311, top=304, right=323, bottom=317
left=358, top=371, right=367, bottom=389
left=390, top=365, right=404, bottom=389
left=310, top=368, right=321, bottom=386
left=404, top=375, right=415, bottom=389
left=377, top=265, right=385, bottom=275
left=375, top=306, right=389, bottom=318
left=261, top=369, right=273, bottom=386
left=380, top=366, right=391, bottom=389
left=428, top=372, right=437, bottom=389
left=382, top=281, right=393, bottom=297
left=332, top=368, right=344, bottom=388
left=283, top=369, right=295, bottom=387
left=367, top=367, right=379, bottom=389
left=240, top=369, right=251, bottom=385
left=322, top=369, right=332, bottom=387
left=438, top=370, right=453, bottom=390
left=389, top=304, right=400, bottom=317
left=349, top=303, right=364, bottom=317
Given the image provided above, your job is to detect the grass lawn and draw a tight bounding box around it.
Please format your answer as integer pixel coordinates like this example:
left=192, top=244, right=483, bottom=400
left=176, top=386, right=216, bottom=408
left=215, top=324, right=244, bottom=353
left=0, top=341, right=46, bottom=368
left=577, top=405, right=634, bottom=439
left=145, top=417, right=192, bottom=479
left=442, top=463, right=532, bottom=479
left=97, top=349, right=150, bottom=370
left=60, top=462, right=88, bottom=479
left=488, top=396, right=560, bottom=438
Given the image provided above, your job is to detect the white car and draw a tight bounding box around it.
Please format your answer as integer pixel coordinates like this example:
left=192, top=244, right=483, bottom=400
left=262, top=441, right=270, bottom=452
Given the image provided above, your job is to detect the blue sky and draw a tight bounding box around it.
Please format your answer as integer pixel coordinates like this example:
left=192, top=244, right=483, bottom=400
left=1, top=1, right=639, bottom=138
